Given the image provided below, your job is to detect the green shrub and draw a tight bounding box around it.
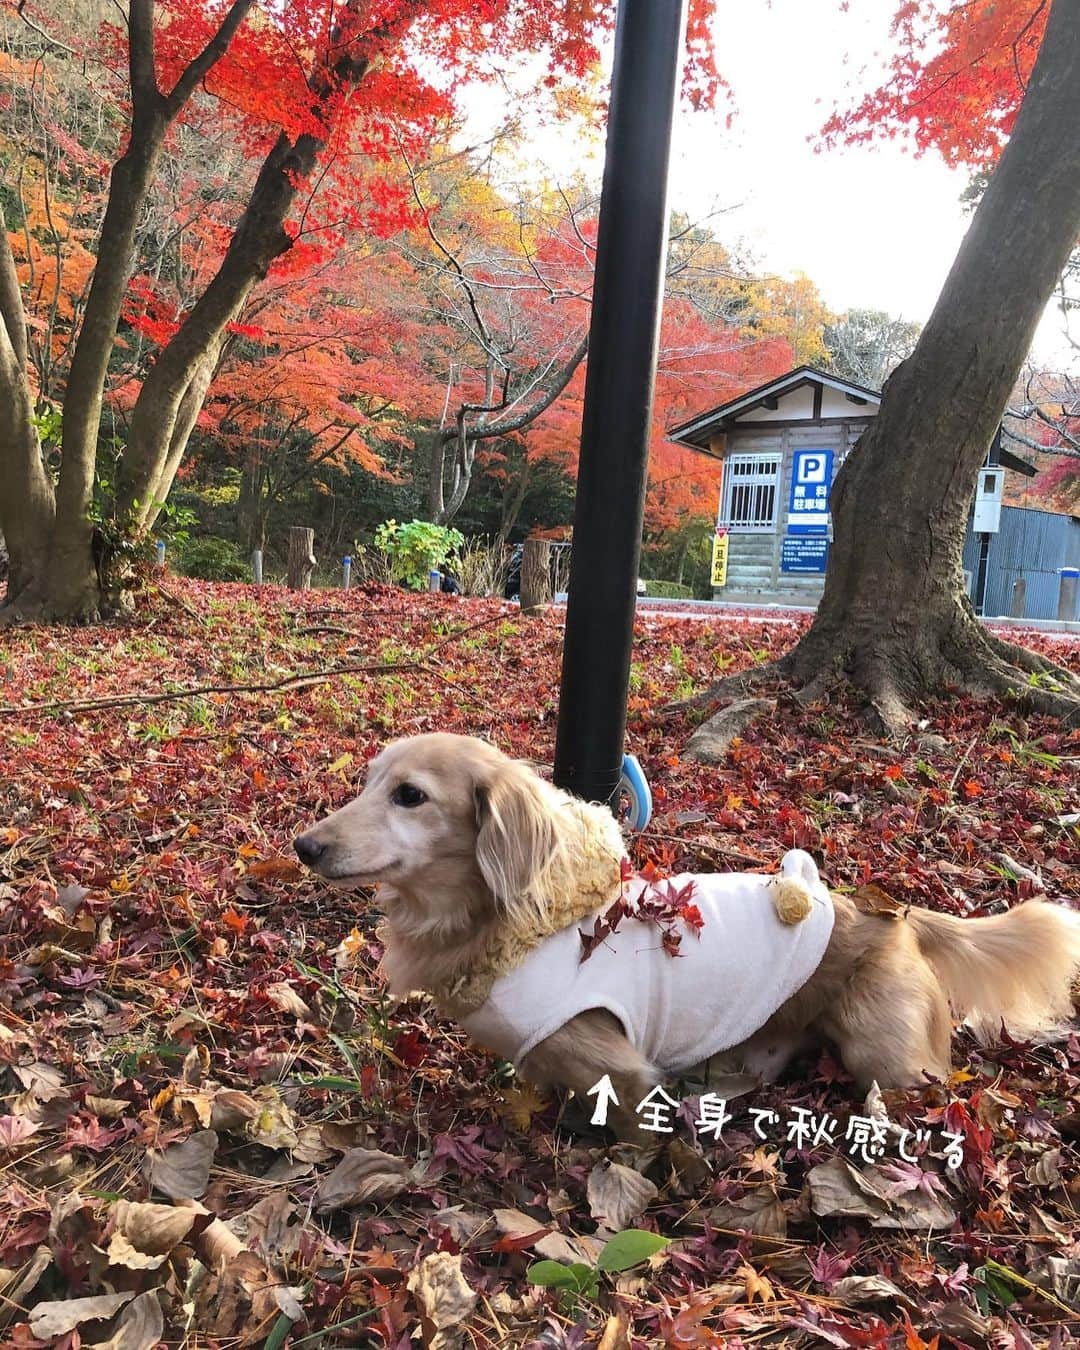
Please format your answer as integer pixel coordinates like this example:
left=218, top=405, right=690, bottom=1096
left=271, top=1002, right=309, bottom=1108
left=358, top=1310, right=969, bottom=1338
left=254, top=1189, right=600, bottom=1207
left=176, top=536, right=250, bottom=582
left=643, top=580, right=693, bottom=599
left=374, top=518, right=464, bottom=590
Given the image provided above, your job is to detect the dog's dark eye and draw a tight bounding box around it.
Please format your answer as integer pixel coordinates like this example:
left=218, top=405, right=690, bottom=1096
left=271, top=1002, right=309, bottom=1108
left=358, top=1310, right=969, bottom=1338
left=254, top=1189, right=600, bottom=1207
left=391, top=782, right=427, bottom=808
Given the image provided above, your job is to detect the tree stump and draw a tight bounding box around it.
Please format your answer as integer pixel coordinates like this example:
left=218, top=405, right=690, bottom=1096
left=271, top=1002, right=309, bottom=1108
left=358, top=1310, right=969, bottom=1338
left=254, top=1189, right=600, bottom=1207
left=287, top=527, right=316, bottom=590
left=520, top=538, right=552, bottom=614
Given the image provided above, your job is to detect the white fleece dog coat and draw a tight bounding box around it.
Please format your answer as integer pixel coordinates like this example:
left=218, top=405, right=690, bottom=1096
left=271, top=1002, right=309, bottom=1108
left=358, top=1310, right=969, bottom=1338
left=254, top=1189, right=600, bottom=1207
left=461, top=849, right=834, bottom=1073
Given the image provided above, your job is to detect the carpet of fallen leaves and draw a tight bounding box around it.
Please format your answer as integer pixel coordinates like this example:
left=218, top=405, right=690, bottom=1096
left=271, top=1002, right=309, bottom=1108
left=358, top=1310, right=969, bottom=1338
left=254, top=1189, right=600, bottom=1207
left=1, top=579, right=1079, bottom=1350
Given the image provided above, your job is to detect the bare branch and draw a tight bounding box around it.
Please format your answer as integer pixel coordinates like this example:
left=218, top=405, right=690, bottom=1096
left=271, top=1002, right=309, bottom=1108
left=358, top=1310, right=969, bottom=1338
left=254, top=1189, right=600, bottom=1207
left=14, top=0, right=78, bottom=57
left=447, top=332, right=589, bottom=446
left=395, top=129, right=502, bottom=364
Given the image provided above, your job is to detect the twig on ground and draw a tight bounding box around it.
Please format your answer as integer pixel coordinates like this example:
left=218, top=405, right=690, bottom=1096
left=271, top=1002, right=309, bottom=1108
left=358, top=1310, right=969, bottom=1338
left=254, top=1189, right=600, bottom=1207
left=0, top=611, right=509, bottom=719
left=947, top=736, right=981, bottom=793
left=0, top=662, right=423, bottom=718
left=295, top=624, right=381, bottom=637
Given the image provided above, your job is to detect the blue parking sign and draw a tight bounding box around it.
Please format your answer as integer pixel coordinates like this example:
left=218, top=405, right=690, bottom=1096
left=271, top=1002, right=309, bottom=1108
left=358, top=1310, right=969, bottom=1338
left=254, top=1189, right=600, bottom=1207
left=788, top=449, right=834, bottom=534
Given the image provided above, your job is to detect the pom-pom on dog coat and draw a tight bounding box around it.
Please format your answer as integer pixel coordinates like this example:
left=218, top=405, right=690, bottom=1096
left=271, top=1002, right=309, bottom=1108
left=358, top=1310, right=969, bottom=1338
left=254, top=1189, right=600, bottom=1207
left=461, top=849, right=834, bottom=1074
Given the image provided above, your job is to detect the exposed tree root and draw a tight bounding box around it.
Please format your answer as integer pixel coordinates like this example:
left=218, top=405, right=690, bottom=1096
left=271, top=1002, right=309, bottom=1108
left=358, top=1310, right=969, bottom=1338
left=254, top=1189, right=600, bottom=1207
left=0, top=588, right=47, bottom=628
left=982, top=628, right=1080, bottom=692
left=0, top=576, right=105, bottom=627
left=669, top=608, right=1080, bottom=740
left=662, top=650, right=794, bottom=712
left=0, top=596, right=103, bottom=627
left=684, top=696, right=777, bottom=763
left=793, top=658, right=846, bottom=707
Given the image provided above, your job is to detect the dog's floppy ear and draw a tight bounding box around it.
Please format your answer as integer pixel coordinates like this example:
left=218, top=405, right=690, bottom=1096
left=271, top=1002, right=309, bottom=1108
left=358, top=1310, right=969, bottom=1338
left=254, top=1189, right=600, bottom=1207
left=474, top=758, right=562, bottom=923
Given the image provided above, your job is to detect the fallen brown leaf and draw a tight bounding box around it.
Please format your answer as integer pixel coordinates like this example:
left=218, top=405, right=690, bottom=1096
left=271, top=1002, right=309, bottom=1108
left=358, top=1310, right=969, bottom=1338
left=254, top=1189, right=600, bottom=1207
left=146, top=1128, right=218, bottom=1200
left=586, top=1159, right=658, bottom=1231
left=88, top=1290, right=164, bottom=1350
left=30, top=1292, right=134, bottom=1340
left=106, top=1200, right=196, bottom=1270
left=316, top=1147, right=414, bottom=1210
left=407, top=1251, right=477, bottom=1350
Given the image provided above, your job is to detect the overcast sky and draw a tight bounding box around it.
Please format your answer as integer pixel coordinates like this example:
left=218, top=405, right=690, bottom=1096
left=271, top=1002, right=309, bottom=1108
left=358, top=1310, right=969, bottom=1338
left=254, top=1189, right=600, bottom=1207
left=463, top=0, right=1074, bottom=368
left=670, top=1, right=969, bottom=318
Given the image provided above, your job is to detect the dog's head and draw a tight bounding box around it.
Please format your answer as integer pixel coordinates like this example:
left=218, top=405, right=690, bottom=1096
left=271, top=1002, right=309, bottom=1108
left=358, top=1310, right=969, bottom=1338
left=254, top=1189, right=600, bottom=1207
left=293, top=733, right=564, bottom=922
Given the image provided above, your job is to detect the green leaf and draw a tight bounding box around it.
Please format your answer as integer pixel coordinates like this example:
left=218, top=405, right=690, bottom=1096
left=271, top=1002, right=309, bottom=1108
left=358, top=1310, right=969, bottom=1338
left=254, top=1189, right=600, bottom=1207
left=973, top=1278, right=991, bottom=1316
left=526, top=1260, right=581, bottom=1289
left=293, top=1074, right=365, bottom=1092
left=974, top=1263, right=1019, bottom=1309
left=570, top=1266, right=600, bottom=1297
left=596, top=1229, right=670, bottom=1273
left=263, top=1312, right=294, bottom=1350
left=981, top=1257, right=1074, bottom=1314
left=330, top=1031, right=363, bottom=1079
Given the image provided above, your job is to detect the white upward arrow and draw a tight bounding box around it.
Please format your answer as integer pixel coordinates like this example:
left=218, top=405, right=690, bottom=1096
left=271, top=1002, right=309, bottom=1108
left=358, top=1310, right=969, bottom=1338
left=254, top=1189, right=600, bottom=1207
left=586, top=1074, right=620, bottom=1126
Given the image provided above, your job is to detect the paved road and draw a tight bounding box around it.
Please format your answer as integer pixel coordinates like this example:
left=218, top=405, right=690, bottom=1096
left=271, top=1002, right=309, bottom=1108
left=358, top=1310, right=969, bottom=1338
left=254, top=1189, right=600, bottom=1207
left=550, top=595, right=1080, bottom=640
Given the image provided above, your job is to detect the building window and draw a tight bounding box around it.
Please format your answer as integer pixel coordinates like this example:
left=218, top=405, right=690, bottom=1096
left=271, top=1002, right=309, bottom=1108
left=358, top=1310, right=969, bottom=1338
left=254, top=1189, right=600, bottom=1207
left=721, top=453, right=781, bottom=531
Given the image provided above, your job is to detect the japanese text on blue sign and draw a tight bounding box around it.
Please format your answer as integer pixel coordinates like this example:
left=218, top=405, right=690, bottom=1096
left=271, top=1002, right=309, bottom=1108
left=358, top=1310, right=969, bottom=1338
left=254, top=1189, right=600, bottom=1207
left=788, top=448, right=834, bottom=534
left=781, top=535, right=829, bottom=574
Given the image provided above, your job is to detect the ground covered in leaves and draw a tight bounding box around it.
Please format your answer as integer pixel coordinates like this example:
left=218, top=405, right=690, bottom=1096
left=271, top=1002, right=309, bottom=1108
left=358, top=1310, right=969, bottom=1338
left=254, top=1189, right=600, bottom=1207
left=1, top=580, right=1079, bottom=1349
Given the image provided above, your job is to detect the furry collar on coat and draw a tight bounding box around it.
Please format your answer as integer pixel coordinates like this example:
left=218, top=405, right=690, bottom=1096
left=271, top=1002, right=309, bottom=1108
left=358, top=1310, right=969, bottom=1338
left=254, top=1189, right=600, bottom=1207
left=434, top=796, right=626, bottom=1020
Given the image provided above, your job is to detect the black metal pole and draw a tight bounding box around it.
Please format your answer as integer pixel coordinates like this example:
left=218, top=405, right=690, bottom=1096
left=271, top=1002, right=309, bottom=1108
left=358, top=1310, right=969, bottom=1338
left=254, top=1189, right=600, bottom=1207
left=553, top=0, right=688, bottom=805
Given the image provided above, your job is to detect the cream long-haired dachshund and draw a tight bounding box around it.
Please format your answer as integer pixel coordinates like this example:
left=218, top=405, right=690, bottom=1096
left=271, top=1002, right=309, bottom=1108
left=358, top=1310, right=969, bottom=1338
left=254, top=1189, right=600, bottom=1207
left=294, top=733, right=1080, bottom=1139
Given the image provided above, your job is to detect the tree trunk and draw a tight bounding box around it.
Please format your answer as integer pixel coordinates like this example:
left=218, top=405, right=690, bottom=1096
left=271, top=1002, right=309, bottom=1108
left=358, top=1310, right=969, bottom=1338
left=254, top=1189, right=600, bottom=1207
left=688, top=0, right=1080, bottom=732
left=439, top=335, right=589, bottom=527
left=0, top=366, right=54, bottom=609
left=676, top=534, right=690, bottom=586
left=287, top=526, right=316, bottom=590
left=499, top=456, right=532, bottom=542
left=118, top=30, right=375, bottom=538
left=239, top=446, right=266, bottom=552
left=0, top=207, right=55, bottom=614
left=428, top=430, right=447, bottom=524
left=140, top=343, right=223, bottom=532
left=520, top=537, right=552, bottom=614
left=1, top=114, right=165, bottom=620
left=118, top=133, right=301, bottom=532
left=0, top=0, right=254, bottom=622
left=44, top=123, right=166, bottom=620
left=441, top=427, right=474, bottom=525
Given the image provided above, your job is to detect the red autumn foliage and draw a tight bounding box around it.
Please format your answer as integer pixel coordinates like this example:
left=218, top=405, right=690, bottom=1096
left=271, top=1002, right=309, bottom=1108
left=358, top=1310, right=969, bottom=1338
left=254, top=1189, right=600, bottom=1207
left=822, top=0, right=1048, bottom=168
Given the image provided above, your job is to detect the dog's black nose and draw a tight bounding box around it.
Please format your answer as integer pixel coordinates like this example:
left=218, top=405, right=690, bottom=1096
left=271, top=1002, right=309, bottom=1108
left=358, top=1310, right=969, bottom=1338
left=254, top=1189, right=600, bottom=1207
left=294, top=834, right=325, bottom=866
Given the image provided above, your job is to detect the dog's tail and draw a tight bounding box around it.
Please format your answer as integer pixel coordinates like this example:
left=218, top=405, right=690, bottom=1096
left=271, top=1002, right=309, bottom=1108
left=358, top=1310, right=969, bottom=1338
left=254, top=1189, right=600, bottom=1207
left=907, top=901, right=1080, bottom=1044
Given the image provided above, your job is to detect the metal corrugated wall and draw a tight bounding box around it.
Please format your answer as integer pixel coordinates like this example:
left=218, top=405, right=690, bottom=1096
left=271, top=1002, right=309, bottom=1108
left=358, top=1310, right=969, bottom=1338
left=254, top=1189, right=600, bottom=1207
left=963, top=506, right=1080, bottom=618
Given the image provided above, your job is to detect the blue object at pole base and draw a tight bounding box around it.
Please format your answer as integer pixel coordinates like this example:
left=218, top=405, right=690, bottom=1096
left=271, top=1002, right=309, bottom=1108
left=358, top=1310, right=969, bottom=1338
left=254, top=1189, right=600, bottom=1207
left=619, top=753, right=652, bottom=831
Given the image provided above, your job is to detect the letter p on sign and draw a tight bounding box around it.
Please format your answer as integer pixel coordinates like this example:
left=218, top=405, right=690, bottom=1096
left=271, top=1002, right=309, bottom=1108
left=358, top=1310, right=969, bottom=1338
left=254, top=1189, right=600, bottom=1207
left=797, top=454, right=828, bottom=485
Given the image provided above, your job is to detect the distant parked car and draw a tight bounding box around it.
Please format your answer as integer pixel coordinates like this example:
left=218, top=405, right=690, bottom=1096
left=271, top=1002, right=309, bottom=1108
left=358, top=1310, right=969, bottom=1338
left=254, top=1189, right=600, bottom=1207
left=503, top=542, right=644, bottom=600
